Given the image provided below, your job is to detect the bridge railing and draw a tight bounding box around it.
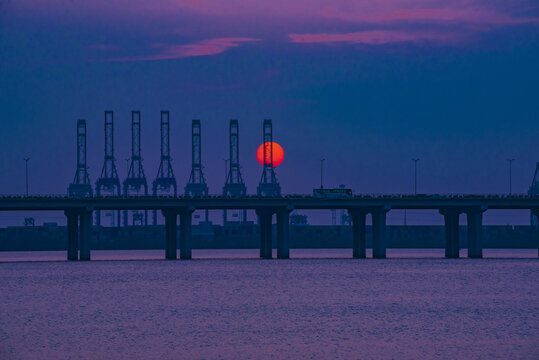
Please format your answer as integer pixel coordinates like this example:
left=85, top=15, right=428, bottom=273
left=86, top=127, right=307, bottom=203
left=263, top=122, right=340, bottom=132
left=0, top=193, right=538, bottom=200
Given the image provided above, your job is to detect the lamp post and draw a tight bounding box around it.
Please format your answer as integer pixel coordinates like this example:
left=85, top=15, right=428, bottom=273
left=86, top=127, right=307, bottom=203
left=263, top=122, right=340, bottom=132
left=24, top=157, right=30, bottom=196
left=412, top=158, right=420, bottom=195
left=507, top=158, right=515, bottom=195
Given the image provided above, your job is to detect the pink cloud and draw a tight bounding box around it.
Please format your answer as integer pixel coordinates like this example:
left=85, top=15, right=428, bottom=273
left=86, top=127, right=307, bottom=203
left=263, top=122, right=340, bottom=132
left=289, top=30, right=458, bottom=45
left=107, top=37, right=260, bottom=62
left=321, top=7, right=539, bottom=25
left=13, top=1, right=539, bottom=25
left=12, top=1, right=539, bottom=57
left=18, top=1, right=539, bottom=26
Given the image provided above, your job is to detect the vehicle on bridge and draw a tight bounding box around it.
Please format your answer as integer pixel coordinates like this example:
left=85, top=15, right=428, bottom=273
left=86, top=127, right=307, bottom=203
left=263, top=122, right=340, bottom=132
left=313, top=187, right=353, bottom=198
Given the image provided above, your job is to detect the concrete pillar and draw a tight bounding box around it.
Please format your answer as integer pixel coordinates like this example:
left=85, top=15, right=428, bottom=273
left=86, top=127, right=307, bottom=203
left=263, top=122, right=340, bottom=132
left=276, top=209, right=290, bottom=259
left=180, top=210, right=193, bottom=260
left=467, top=209, right=484, bottom=259
left=65, top=210, right=79, bottom=261
left=95, top=210, right=101, bottom=227
left=264, top=212, right=273, bottom=259
left=79, top=209, right=93, bottom=261
left=441, top=209, right=460, bottom=258
left=257, top=210, right=273, bottom=259
left=162, top=209, right=178, bottom=260
left=372, top=209, right=388, bottom=259
left=534, top=210, right=539, bottom=259
left=350, top=210, right=367, bottom=258
left=258, top=211, right=265, bottom=258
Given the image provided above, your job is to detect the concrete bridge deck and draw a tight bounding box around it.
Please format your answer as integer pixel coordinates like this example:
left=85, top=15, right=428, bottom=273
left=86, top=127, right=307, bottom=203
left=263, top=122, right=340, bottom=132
left=0, top=194, right=538, bottom=210
left=0, top=195, right=538, bottom=260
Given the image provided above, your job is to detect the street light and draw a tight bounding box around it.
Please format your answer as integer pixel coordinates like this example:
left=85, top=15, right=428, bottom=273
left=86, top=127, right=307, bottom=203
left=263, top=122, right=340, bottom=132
left=320, top=158, right=325, bottom=189
left=24, top=157, right=30, bottom=196
left=507, top=158, right=515, bottom=195
left=412, top=158, right=420, bottom=195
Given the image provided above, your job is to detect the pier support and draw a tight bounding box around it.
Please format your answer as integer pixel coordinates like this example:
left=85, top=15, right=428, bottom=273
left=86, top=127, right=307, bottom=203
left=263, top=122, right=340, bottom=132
left=350, top=209, right=367, bottom=258
left=79, top=209, right=93, bottom=261
left=276, top=209, right=291, bottom=259
left=466, top=208, right=484, bottom=259
left=441, top=209, right=461, bottom=258
left=257, top=209, right=273, bottom=259
left=179, top=209, right=193, bottom=260
left=65, top=210, right=79, bottom=261
left=533, top=210, right=539, bottom=258
left=372, top=208, right=388, bottom=259
left=163, top=209, right=178, bottom=260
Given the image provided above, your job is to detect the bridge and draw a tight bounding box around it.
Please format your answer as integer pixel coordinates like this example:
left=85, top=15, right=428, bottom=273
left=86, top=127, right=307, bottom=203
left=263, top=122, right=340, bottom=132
left=1, top=194, right=538, bottom=260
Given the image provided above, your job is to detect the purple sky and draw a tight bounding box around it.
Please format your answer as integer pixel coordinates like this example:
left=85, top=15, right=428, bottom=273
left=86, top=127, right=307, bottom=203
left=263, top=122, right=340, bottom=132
left=0, top=0, right=538, bottom=225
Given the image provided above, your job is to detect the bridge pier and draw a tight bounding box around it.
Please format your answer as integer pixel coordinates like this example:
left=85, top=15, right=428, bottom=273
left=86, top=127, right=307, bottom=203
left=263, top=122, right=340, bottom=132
left=179, top=209, right=193, bottom=260
left=257, top=209, right=273, bottom=259
left=79, top=209, right=93, bottom=261
left=534, top=210, right=539, bottom=258
left=372, top=208, right=388, bottom=258
left=466, top=208, right=484, bottom=259
left=276, top=209, right=291, bottom=259
left=350, top=209, right=366, bottom=258
left=441, top=209, right=461, bottom=258
left=65, top=210, right=79, bottom=261
left=162, top=209, right=178, bottom=260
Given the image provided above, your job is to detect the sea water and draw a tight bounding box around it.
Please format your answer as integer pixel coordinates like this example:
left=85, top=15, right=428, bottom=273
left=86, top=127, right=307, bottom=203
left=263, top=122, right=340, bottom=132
left=1, top=249, right=538, bottom=359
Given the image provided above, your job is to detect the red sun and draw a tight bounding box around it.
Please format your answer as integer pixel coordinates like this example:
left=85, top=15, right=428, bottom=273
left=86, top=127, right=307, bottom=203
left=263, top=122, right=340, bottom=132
left=256, top=142, right=284, bottom=167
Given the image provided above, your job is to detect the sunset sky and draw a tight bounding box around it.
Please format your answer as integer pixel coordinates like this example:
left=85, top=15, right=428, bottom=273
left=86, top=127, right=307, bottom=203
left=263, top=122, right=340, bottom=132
left=0, top=0, right=538, bottom=224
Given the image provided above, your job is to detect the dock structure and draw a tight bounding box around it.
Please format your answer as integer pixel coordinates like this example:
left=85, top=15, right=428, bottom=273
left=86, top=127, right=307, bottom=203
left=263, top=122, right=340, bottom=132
left=95, top=111, right=121, bottom=227
left=123, top=111, right=148, bottom=226
left=51, top=116, right=538, bottom=260
left=257, top=119, right=281, bottom=197
left=152, top=111, right=177, bottom=225
left=0, top=195, right=538, bottom=260
left=223, top=119, right=247, bottom=223
left=68, top=120, right=92, bottom=198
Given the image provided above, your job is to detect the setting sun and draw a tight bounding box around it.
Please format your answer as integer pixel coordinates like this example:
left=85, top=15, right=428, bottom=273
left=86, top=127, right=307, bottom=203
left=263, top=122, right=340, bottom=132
left=256, top=142, right=284, bottom=167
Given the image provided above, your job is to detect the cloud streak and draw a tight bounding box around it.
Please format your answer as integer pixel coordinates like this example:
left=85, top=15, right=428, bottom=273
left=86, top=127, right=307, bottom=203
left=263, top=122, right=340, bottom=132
left=9, top=0, right=539, bottom=61
left=320, top=7, right=539, bottom=25
left=289, top=30, right=458, bottom=45
left=106, top=37, right=260, bottom=62
left=15, top=1, right=539, bottom=27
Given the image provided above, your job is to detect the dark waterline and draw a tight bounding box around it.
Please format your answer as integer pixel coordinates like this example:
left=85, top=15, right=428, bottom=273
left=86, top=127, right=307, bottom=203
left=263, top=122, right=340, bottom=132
left=0, top=248, right=537, bottom=262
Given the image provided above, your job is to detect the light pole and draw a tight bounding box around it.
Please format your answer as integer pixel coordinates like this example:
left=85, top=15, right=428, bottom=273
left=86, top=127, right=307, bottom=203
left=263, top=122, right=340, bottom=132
left=412, top=158, right=420, bottom=195
left=320, top=158, right=325, bottom=189
left=507, top=158, right=515, bottom=195
left=24, top=157, right=30, bottom=196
